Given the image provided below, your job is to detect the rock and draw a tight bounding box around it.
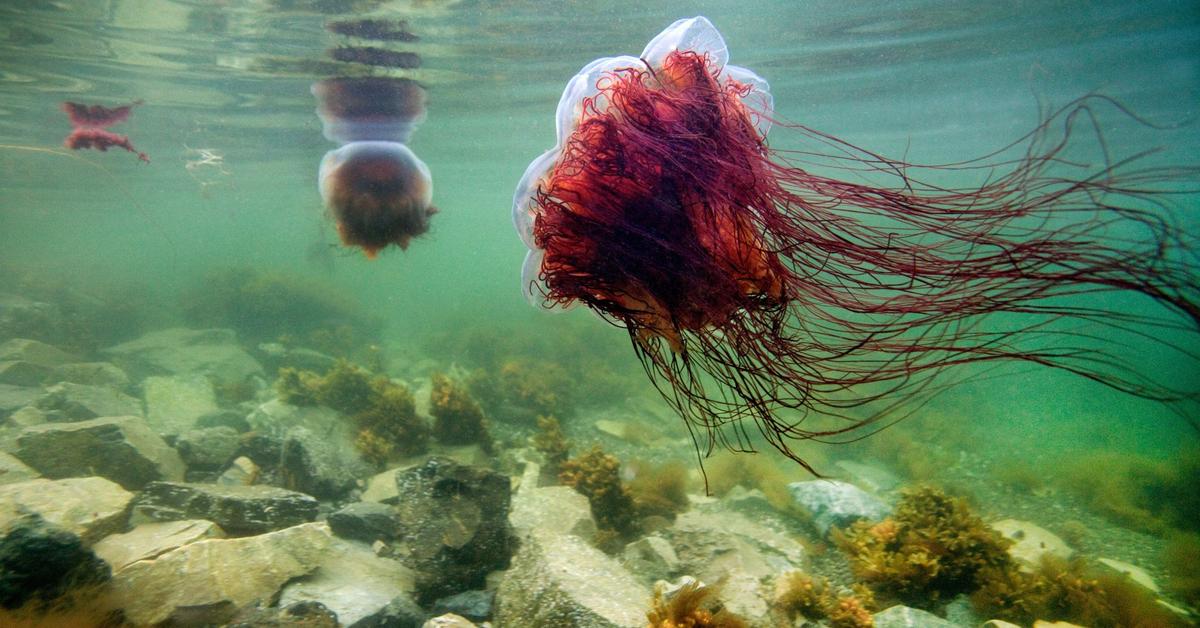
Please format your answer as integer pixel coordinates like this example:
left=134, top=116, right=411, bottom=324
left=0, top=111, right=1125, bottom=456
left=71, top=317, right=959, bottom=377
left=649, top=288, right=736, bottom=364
left=196, top=408, right=252, bottom=432
left=873, top=604, right=961, bottom=628
left=623, top=535, right=680, bottom=584
left=257, top=342, right=337, bottom=373
left=328, top=501, right=400, bottom=543
left=982, top=621, right=1023, bottom=628
left=5, top=405, right=47, bottom=428
left=279, top=535, right=418, bottom=627
left=835, top=460, right=901, bottom=493
left=0, top=297, right=64, bottom=344
left=1033, top=622, right=1087, bottom=628
left=103, top=327, right=263, bottom=385
left=93, top=519, right=225, bottom=571
left=364, top=466, right=404, bottom=502
left=423, top=614, right=477, bottom=628
left=991, top=519, right=1073, bottom=572
left=16, top=416, right=185, bottom=490
left=50, top=361, right=131, bottom=388
left=0, top=384, right=44, bottom=419
left=431, top=590, right=494, bottom=624
left=788, top=479, right=890, bottom=536
left=355, top=594, right=426, bottom=628
left=393, top=457, right=515, bottom=602
left=217, top=456, right=260, bottom=486
left=142, top=374, right=219, bottom=436
left=228, top=600, right=339, bottom=627
left=35, top=381, right=143, bottom=420
left=281, top=425, right=374, bottom=499
left=0, top=452, right=39, bottom=485
left=495, top=528, right=647, bottom=628
left=1096, top=557, right=1160, bottom=594
left=0, top=338, right=76, bottom=367
left=109, top=521, right=331, bottom=626
left=0, top=477, right=133, bottom=543
left=510, top=485, right=596, bottom=539
left=0, top=360, right=53, bottom=386
left=0, top=513, right=111, bottom=609
left=175, top=426, right=240, bottom=471
left=131, top=481, right=319, bottom=535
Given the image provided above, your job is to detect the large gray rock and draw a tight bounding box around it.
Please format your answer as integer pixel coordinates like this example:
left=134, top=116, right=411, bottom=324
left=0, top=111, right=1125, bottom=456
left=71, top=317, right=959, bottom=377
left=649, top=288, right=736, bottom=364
left=142, top=373, right=219, bottom=436
left=103, top=327, right=263, bottom=385
left=0, top=512, right=111, bottom=609
left=247, top=400, right=373, bottom=499
left=788, top=479, right=891, bottom=536
left=327, top=501, right=400, bottom=543
left=0, top=384, right=42, bottom=418
left=175, top=426, right=241, bottom=471
left=131, top=481, right=319, bottom=536
left=394, top=457, right=515, bottom=603
left=16, top=416, right=185, bottom=490
left=93, top=519, right=225, bottom=571
left=0, top=338, right=76, bottom=367
left=0, top=477, right=133, bottom=544
left=35, top=381, right=143, bottom=420
left=0, top=297, right=64, bottom=345
left=495, top=528, right=647, bottom=628
left=109, top=521, right=331, bottom=626
left=510, top=485, right=596, bottom=539
left=50, top=361, right=131, bottom=388
left=280, top=536, right=418, bottom=627
left=873, top=604, right=962, bottom=628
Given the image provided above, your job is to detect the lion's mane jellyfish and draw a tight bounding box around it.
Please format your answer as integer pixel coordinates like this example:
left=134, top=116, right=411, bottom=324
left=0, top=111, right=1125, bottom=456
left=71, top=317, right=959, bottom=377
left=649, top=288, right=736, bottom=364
left=313, top=77, right=435, bottom=257
left=61, top=100, right=149, bottom=163
left=513, top=17, right=1200, bottom=471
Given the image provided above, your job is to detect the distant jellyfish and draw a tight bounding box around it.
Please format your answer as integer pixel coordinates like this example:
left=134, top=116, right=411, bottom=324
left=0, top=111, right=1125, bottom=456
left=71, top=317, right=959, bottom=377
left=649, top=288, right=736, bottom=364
left=513, top=17, right=1200, bottom=471
left=312, top=76, right=436, bottom=257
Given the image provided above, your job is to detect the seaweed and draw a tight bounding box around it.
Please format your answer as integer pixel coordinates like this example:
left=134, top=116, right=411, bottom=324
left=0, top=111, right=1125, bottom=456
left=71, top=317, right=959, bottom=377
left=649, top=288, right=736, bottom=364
left=771, top=571, right=875, bottom=627
left=646, top=578, right=747, bottom=628
left=628, top=460, right=691, bottom=522
left=531, top=414, right=570, bottom=475
left=833, top=485, right=1012, bottom=607
left=559, top=444, right=640, bottom=551
left=429, top=372, right=493, bottom=452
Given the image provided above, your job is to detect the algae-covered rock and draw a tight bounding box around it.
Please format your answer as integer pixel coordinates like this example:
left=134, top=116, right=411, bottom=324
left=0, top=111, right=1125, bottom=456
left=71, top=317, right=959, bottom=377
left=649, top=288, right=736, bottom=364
left=0, top=338, right=76, bottom=367
left=109, top=521, right=331, bottom=626
left=93, top=519, right=225, bottom=571
left=131, top=481, right=319, bottom=535
left=35, top=381, right=143, bottom=420
left=142, top=373, right=219, bottom=436
left=0, top=452, right=38, bottom=485
left=103, top=327, right=263, bottom=385
left=16, top=416, right=185, bottom=489
left=0, top=512, right=111, bottom=609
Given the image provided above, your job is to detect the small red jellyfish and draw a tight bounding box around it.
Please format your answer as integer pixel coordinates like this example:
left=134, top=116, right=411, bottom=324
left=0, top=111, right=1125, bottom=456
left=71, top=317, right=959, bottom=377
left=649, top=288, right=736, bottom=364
left=513, top=17, right=1200, bottom=472
left=313, top=77, right=436, bottom=257
left=61, top=100, right=149, bottom=163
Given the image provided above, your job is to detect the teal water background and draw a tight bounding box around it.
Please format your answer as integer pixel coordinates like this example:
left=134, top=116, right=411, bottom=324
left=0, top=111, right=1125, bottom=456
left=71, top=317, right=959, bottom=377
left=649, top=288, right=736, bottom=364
left=1, top=0, right=1197, bottom=459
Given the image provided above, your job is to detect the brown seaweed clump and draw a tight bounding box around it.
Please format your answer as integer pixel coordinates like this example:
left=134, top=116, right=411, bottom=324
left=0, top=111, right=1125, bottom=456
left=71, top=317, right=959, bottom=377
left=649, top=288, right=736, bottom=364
left=833, top=485, right=1012, bottom=607
left=771, top=571, right=875, bottom=627
left=646, top=578, right=747, bottom=628
left=628, top=460, right=691, bottom=523
left=429, top=372, right=493, bottom=452
left=559, top=445, right=640, bottom=551
left=325, top=18, right=419, bottom=41
left=275, top=360, right=428, bottom=464
left=531, top=414, right=570, bottom=475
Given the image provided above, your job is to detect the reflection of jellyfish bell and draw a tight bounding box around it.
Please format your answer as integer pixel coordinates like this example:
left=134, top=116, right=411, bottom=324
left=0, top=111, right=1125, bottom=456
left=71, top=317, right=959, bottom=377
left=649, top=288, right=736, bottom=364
left=313, top=77, right=435, bottom=257
left=514, top=17, right=1200, bottom=471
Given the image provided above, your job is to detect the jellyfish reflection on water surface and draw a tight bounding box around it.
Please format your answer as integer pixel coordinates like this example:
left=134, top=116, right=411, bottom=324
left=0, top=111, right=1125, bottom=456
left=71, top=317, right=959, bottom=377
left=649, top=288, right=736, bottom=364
left=512, top=17, right=1200, bottom=471
left=313, top=77, right=436, bottom=258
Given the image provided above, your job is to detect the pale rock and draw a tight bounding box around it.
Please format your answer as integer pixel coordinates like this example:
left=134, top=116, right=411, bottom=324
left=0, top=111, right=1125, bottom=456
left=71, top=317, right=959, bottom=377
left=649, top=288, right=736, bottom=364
left=423, top=614, right=477, bottom=628
left=873, top=604, right=960, bottom=627
left=623, top=535, right=680, bottom=584
left=991, top=519, right=1073, bottom=572
left=835, top=459, right=901, bottom=493
left=35, top=381, right=143, bottom=420
left=51, top=361, right=131, bottom=388
left=93, top=519, right=225, bottom=571
left=142, top=373, right=219, bottom=436
left=279, top=535, right=417, bottom=626
left=103, top=327, right=263, bottom=385
left=0, top=451, right=39, bottom=485
left=1033, top=622, right=1087, bottom=628
left=0, top=384, right=41, bottom=418
left=495, top=528, right=647, bottom=628
left=217, top=456, right=260, bottom=486
left=1097, top=557, right=1160, bottom=594
left=788, top=479, right=890, bottom=536
left=0, top=360, right=52, bottom=386
left=363, top=466, right=403, bottom=502
left=109, top=521, right=332, bottom=626
left=0, top=476, right=133, bottom=543
left=5, top=405, right=48, bottom=428
left=0, top=338, right=76, bottom=366
left=16, top=416, right=185, bottom=489
left=982, top=621, right=1023, bottom=628
left=510, top=485, right=596, bottom=539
